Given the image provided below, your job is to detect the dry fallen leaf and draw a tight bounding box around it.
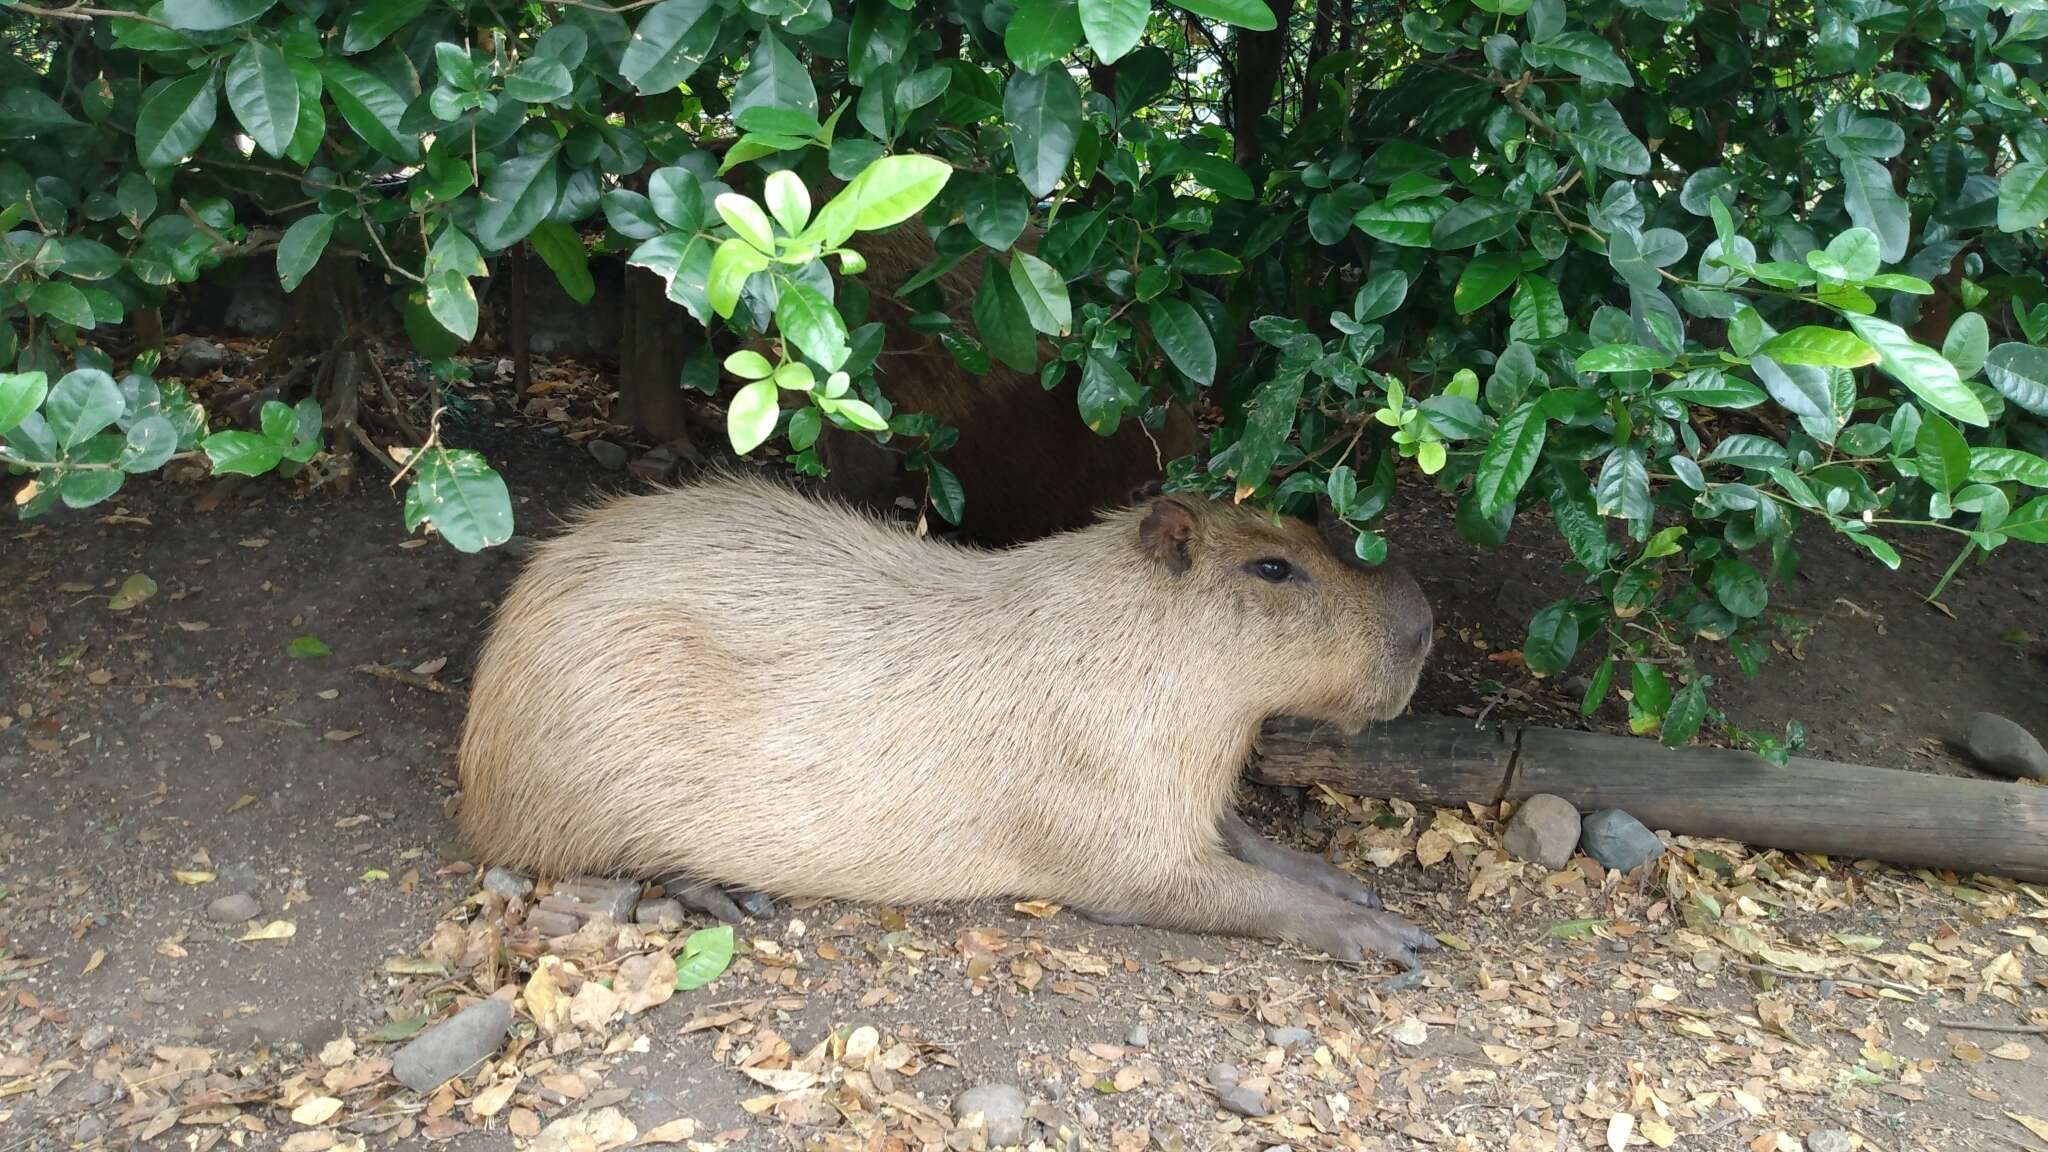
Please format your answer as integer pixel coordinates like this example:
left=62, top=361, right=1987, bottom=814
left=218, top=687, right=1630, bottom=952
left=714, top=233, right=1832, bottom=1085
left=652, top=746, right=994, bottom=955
left=81, top=949, right=105, bottom=975
left=318, top=1037, right=356, bottom=1067
left=1013, top=900, right=1061, bottom=919
left=1639, top=1118, right=1676, bottom=1148
left=615, top=951, right=677, bottom=1016
left=290, top=1096, right=343, bottom=1126
left=226, top=794, right=256, bottom=814
left=1990, top=1042, right=2033, bottom=1061
left=413, top=656, right=448, bottom=676
left=532, top=1106, right=637, bottom=1152
left=524, top=957, right=574, bottom=1035
left=324, top=729, right=362, bottom=743
left=2011, top=1114, right=2048, bottom=1142
left=174, top=870, right=215, bottom=885
left=1607, top=1112, right=1634, bottom=1152
left=635, top=1118, right=697, bottom=1146
left=239, top=920, right=297, bottom=943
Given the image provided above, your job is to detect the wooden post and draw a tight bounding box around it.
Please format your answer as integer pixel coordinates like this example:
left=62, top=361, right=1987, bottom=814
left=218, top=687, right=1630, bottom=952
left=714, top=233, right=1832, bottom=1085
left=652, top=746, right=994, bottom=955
left=1512, top=728, right=2048, bottom=884
left=1248, top=715, right=2048, bottom=883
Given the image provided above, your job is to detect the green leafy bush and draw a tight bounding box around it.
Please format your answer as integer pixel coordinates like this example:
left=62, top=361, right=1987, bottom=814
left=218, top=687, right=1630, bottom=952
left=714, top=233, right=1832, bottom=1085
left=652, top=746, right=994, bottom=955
left=3, top=0, right=2045, bottom=745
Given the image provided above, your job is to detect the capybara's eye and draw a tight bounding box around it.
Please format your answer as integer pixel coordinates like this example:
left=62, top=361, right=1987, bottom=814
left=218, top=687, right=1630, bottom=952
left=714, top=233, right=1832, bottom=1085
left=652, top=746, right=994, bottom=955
left=1251, top=558, right=1293, bottom=582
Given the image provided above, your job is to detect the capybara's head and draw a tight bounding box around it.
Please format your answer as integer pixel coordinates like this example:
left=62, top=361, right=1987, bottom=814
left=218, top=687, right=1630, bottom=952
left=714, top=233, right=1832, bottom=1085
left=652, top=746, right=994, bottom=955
left=1137, top=492, right=1433, bottom=731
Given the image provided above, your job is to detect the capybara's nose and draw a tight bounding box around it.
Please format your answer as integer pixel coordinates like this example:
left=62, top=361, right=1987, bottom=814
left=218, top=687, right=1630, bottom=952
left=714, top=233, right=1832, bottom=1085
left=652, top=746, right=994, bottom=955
left=1378, top=563, right=1434, bottom=660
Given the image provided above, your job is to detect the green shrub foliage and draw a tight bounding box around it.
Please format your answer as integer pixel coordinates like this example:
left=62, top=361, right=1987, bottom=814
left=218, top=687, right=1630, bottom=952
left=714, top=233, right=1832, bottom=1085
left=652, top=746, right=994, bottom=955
left=2, top=0, right=2045, bottom=745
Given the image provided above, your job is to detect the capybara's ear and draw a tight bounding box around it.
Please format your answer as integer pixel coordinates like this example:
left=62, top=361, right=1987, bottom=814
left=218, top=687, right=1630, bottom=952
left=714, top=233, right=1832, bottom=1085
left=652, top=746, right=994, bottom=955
left=1129, top=479, right=1165, bottom=504
left=1139, top=495, right=1197, bottom=575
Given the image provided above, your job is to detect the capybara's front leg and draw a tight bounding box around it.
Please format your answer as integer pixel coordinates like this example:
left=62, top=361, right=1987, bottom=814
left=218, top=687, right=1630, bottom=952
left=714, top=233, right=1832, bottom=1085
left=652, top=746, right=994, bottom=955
left=1218, top=810, right=1384, bottom=909
left=1080, top=853, right=1438, bottom=971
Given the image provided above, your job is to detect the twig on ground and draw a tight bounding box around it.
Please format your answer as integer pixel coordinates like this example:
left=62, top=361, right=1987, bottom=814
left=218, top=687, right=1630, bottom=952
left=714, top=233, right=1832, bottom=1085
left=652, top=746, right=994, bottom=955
left=1724, top=958, right=1923, bottom=996
left=1937, top=1019, right=2048, bottom=1035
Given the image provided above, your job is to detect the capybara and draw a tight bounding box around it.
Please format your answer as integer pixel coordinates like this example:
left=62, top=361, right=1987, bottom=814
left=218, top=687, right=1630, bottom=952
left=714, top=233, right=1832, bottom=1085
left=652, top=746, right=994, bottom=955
left=812, top=224, right=1202, bottom=547
left=455, top=470, right=1438, bottom=968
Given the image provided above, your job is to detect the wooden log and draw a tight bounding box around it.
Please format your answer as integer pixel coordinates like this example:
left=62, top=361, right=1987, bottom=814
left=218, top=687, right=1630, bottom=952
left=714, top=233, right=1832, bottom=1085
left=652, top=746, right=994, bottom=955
left=1251, top=716, right=1516, bottom=806
left=1513, top=728, right=2048, bottom=884
left=1247, top=714, right=2048, bottom=884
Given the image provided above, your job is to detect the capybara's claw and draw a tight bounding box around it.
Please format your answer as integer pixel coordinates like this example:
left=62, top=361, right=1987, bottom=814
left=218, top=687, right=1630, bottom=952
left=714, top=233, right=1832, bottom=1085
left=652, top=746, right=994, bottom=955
left=671, top=882, right=745, bottom=924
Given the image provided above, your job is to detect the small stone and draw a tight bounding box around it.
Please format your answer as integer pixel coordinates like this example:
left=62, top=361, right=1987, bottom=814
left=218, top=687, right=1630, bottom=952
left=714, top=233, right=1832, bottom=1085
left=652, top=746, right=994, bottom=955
left=1965, top=712, right=2048, bottom=780
left=206, top=892, right=261, bottom=923
left=1690, top=950, right=1721, bottom=974
left=633, top=898, right=686, bottom=928
left=1501, top=793, right=1582, bottom=871
left=1265, top=1026, right=1314, bottom=1050
left=1125, top=1023, right=1149, bottom=1049
left=953, top=1083, right=1028, bottom=1147
left=1807, top=1129, right=1853, bottom=1152
left=525, top=908, right=581, bottom=937
left=79, top=1023, right=114, bottom=1051
left=391, top=998, right=513, bottom=1094
left=174, top=338, right=225, bottom=376
left=482, top=867, right=534, bottom=900
left=73, top=1114, right=108, bottom=1145
left=1580, top=809, right=1666, bottom=873
left=588, top=440, right=629, bottom=471
left=1206, top=1064, right=1268, bottom=1117
left=1817, top=979, right=1838, bottom=1000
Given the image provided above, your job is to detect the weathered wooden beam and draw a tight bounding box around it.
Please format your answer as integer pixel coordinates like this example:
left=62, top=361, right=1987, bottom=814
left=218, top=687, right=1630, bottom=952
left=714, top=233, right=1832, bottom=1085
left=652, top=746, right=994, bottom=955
left=1248, top=714, right=2048, bottom=884
left=1513, top=728, right=2048, bottom=884
left=1251, top=715, right=1518, bottom=806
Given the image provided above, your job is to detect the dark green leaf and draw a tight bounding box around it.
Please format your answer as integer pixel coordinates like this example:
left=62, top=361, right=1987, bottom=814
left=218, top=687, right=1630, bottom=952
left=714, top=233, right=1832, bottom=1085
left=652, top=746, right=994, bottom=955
left=1453, top=252, right=1519, bottom=314
left=731, top=33, right=818, bottom=122
left=0, top=372, right=48, bottom=438
left=1008, top=252, right=1071, bottom=336
left=1594, top=443, right=1650, bottom=521
left=1147, top=297, right=1215, bottom=386
left=1914, top=411, right=1971, bottom=495
left=45, top=369, right=124, bottom=450
left=1661, top=678, right=1709, bottom=746
left=135, top=72, right=219, bottom=169
left=527, top=221, right=595, bottom=305
left=1703, top=434, right=1788, bottom=471
left=161, top=0, right=275, bottom=31
left=1523, top=600, right=1581, bottom=676
left=1709, top=557, right=1766, bottom=618
left=1984, top=343, right=2048, bottom=416
left=277, top=215, right=333, bottom=293
left=1655, top=368, right=1765, bottom=408
left=474, top=150, right=560, bottom=251
left=226, top=40, right=299, bottom=158
left=1522, top=32, right=1632, bottom=85
left=777, top=282, right=851, bottom=371
left=1846, top=314, right=1987, bottom=427
left=1004, top=0, right=1083, bottom=72
left=321, top=60, right=419, bottom=163
left=1998, top=161, right=2048, bottom=234
left=1431, top=198, right=1518, bottom=249
left=203, top=430, right=285, bottom=476
left=619, top=0, right=720, bottom=93
left=1474, top=401, right=1546, bottom=516
left=341, top=0, right=427, bottom=52
left=1079, top=0, right=1149, bottom=62
left=1006, top=67, right=1083, bottom=198
left=963, top=173, right=1029, bottom=250
left=1167, top=0, right=1276, bottom=30
left=409, top=448, right=513, bottom=552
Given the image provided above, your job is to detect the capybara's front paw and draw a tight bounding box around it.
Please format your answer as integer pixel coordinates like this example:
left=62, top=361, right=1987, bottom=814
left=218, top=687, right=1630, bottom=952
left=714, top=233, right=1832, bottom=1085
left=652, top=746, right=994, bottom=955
left=1309, top=907, right=1439, bottom=971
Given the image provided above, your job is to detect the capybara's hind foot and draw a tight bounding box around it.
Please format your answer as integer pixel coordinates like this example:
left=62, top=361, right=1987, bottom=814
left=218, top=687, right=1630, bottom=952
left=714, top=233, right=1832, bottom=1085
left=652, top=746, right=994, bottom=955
left=667, top=880, right=776, bottom=924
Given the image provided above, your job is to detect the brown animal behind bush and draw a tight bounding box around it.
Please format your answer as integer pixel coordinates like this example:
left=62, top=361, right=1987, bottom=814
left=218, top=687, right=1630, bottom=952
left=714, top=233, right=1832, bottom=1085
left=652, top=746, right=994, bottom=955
left=811, top=224, right=1201, bottom=546
left=456, top=471, right=1440, bottom=968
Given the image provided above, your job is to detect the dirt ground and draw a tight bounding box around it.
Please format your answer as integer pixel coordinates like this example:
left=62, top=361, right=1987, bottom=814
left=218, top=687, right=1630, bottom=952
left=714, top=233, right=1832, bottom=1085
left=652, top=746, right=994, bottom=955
left=2, top=344, right=2045, bottom=1152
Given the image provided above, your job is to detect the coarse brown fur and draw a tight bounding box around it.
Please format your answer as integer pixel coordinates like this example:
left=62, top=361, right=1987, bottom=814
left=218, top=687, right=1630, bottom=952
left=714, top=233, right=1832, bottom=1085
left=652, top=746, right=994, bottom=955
left=810, top=224, right=1201, bottom=547
left=455, top=470, right=1439, bottom=966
